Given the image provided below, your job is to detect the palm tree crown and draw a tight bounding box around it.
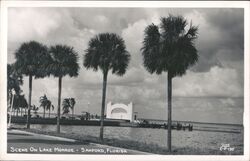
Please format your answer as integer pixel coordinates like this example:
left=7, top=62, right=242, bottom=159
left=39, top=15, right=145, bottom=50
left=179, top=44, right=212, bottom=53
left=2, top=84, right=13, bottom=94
left=48, top=45, right=79, bottom=77
left=62, top=98, right=71, bottom=115
left=13, top=94, right=28, bottom=110
left=141, top=15, right=198, bottom=77
left=84, top=33, right=130, bottom=76
left=14, top=41, right=50, bottom=78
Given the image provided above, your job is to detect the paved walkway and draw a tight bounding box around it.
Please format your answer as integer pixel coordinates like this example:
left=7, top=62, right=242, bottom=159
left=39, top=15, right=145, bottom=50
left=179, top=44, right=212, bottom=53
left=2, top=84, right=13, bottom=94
left=7, top=129, right=150, bottom=155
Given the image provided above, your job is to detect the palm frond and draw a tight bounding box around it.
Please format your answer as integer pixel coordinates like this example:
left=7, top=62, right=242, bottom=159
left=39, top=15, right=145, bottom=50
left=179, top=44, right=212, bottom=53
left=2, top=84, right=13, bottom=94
left=141, top=24, right=161, bottom=74
left=14, top=41, right=50, bottom=78
left=48, top=45, right=79, bottom=78
left=141, top=15, right=199, bottom=77
left=62, top=98, right=71, bottom=114
left=84, top=33, right=130, bottom=76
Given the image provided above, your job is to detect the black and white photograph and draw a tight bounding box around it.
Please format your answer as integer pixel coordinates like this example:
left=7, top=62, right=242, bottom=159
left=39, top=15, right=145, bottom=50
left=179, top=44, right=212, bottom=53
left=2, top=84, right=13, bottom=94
left=0, top=1, right=249, bottom=161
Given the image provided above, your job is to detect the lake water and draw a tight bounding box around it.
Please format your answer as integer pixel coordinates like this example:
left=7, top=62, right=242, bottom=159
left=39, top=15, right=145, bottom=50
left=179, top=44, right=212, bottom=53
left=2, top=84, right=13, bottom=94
left=23, top=124, right=243, bottom=151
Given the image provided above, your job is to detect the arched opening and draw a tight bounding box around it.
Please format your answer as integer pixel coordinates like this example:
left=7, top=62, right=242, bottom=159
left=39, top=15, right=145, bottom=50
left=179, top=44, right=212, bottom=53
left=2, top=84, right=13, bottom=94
left=111, top=108, right=127, bottom=114
left=110, top=107, right=128, bottom=120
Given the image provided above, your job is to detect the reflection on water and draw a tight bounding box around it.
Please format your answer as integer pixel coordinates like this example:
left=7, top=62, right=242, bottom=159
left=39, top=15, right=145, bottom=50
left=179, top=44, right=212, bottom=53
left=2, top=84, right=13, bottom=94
left=28, top=124, right=243, bottom=150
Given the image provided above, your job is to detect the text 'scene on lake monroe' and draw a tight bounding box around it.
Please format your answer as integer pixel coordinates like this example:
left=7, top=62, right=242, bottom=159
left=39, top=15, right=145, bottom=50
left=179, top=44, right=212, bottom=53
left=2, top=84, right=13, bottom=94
left=9, top=146, right=129, bottom=154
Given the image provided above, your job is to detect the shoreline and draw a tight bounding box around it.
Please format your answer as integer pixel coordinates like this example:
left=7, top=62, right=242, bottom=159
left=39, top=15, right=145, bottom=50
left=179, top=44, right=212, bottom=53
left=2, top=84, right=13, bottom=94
left=9, top=127, right=242, bottom=155
left=8, top=116, right=243, bottom=127
left=8, top=116, right=242, bottom=134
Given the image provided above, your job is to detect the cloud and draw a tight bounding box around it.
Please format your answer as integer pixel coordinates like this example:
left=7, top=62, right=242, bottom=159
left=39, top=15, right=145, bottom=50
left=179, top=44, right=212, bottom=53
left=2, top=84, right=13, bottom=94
left=8, top=8, right=60, bottom=43
left=187, top=9, right=244, bottom=72
left=173, top=66, right=243, bottom=97
left=121, top=19, right=148, bottom=67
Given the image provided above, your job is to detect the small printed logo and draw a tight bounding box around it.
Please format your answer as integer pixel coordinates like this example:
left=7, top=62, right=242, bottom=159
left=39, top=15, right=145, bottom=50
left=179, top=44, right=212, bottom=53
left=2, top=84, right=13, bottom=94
left=219, top=143, right=235, bottom=151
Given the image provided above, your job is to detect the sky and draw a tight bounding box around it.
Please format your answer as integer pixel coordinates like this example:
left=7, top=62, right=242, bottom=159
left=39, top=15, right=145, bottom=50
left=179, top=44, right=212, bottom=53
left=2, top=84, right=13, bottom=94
left=7, top=7, right=244, bottom=124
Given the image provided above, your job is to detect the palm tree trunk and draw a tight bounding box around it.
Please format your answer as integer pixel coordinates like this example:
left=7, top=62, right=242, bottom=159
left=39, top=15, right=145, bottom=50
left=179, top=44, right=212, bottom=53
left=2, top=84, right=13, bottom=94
left=27, top=75, right=32, bottom=129
left=57, top=76, right=62, bottom=133
left=43, top=108, right=45, bottom=118
left=72, top=108, right=74, bottom=120
left=49, top=108, right=51, bottom=118
left=167, top=73, right=172, bottom=152
left=100, top=72, right=108, bottom=141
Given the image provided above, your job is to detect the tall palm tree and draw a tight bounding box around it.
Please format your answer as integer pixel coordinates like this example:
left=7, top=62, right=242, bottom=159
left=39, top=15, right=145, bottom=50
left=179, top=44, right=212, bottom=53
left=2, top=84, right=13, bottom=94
left=62, top=98, right=71, bottom=115
left=141, top=15, right=198, bottom=152
left=46, top=100, right=54, bottom=118
left=84, top=33, right=130, bottom=141
left=69, top=98, right=76, bottom=119
left=48, top=45, right=79, bottom=133
left=40, top=94, right=48, bottom=118
left=62, top=98, right=76, bottom=119
left=39, top=94, right=54, bottom=118
left=14, top=41, right=50, bottom=129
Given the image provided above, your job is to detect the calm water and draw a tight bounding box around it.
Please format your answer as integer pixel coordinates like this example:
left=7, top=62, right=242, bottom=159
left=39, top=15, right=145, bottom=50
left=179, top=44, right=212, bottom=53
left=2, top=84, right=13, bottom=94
left=23, top=124, right=243, bottom=150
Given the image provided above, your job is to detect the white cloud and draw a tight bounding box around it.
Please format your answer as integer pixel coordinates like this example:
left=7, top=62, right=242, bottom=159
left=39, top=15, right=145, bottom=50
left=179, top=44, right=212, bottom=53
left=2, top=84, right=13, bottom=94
left=121, top=19, right=148, bottom=67
left=94, top=15, right=109, bottom=25
left=173, top=66, right=243, bottom=97
left=8, top=8, right=60, bottom=43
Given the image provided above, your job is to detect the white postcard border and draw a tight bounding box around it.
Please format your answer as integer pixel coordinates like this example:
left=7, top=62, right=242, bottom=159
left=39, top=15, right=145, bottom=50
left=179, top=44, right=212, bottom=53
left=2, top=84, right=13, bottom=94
left=0, top=1, right=249, bottom=161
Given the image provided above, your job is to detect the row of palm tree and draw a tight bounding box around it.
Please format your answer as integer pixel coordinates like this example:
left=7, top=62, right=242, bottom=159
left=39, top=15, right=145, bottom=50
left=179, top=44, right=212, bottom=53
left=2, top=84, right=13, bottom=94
left=9, top=94, right=28, bottom=117
left=7, top=91, right=75, bottom=119
left=10, top=15, right=198, bottom=152
left=14, top=42, right=79, bottom=132
left=39, top=96, right=76, bottom=118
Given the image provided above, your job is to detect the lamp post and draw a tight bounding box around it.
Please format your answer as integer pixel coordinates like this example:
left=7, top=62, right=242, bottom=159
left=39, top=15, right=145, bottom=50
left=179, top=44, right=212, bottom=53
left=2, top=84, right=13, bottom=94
left=8, top=89, right=15, bottom=129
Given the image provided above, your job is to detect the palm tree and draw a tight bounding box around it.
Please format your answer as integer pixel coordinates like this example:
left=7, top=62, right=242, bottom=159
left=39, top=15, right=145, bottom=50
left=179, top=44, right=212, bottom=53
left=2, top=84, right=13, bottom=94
left=39, top=94, right=54, bottom=118
left=13, top=94, right=28, bottom=117
left=48, top=45, right=79, bottom=133
left=141, top=15, right=198, bottom=152
left=18, top=95, right=28, bottom=116
left=69, top=98, right=76, bottom=119
left=62, top=98, right=71, bottom=115
left=46, top=100, right=54, bottom=118
left=84, top=33, right=130, bottom=141
left=40, top=94, right=48, bottom=118
left=14, top=41, right=50, bottom=129
left=7, top=64, right=23, bottom=109
left=62, top=98, right=76, bottom=119
left=31, top=105, right=39, bottom=117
